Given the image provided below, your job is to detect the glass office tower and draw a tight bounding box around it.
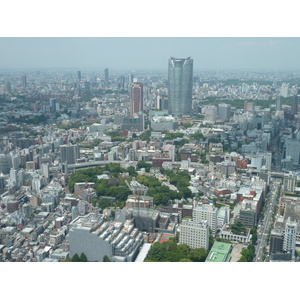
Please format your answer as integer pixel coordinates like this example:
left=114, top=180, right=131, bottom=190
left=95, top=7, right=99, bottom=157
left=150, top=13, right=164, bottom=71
left=168, top=57, right=193, bottom=117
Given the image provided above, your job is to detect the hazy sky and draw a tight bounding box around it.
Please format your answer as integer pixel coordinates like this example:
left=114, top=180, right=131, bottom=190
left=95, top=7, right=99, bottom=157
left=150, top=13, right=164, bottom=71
left=1, top=37, right=300, bottom=71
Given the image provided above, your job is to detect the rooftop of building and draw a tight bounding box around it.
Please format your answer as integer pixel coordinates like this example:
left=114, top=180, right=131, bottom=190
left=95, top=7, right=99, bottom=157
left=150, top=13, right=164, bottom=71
left=159, top=233, right=175, bottom=243
left=274, top=198, right=300, bottom=232
left=134, top=243, right=152, bottom=262
left=70, top=213, right=104, bottom=230
left=205, top=241, right=232, bottom=262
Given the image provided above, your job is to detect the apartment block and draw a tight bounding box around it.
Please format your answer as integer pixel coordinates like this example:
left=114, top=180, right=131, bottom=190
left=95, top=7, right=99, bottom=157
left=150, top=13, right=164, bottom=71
left=179, top=219, right=209, bottom=250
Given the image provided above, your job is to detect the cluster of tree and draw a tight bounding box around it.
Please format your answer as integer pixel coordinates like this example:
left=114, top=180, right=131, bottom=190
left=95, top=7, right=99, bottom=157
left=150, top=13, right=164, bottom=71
left=250, top=227, right=257, bottom=244
left=230, top=221, right=246, bottom=235
left=189, top=132, right=204, bottom=141
left=285, top=193, right=300, bottom=198
left=166, top=170, right=193, bottom=198
left=163, top=132, right=184, bottom=140
left=238, top=244, right=255, bottom=262
left=139, top=130, right=152, bottom=142
left=68, top=164, right=194, bottom=210
left=135, top=170, right=193, bottom=206
left=105, top=131, right=126, bottom=142
left=103, top=255, right=112, bottom=262
left=93, top=179, right=132, bottom=209
left=173, top=138, right=190, bottom=147
left=68, top=163, right=138, bottom=210
left=63, top=252, right=88, bottom=262
left=136, top=160, right=151, bottom=172
left=201, top=98, right=276, bottom=110
left=166, top=169, right=190, bottom=187
left=78, top=139, right=103, bottom=149
left=57, top=121, right=83, bottom=130
left=8, top=114, right=49, bottom=125
left=68, top=163, right=137, bottom=193
left=144, top=239, right=208, bottom=262
left=135, top=175, right=175, bottom=206
left=68, top=166, right=102, bottom=193
left=179, top=122, right=193, bottom=129
left=199, top=151, right=209, bottom=164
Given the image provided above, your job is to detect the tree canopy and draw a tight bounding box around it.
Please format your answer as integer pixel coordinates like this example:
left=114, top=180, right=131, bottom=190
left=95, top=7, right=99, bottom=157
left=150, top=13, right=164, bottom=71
left=69, top=252, right=88, bottom=262
left=144, top=239, right=208, bottom=262
left=230, top=221, right=246, bottom=235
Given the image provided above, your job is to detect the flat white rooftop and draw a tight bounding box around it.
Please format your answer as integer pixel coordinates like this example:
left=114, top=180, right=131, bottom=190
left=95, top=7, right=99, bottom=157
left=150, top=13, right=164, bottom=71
left=134, top=243, right=152, bottom=262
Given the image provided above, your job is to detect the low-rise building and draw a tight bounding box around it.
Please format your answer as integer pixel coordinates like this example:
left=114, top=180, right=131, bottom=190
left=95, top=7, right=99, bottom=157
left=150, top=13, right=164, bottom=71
left=205, top=241, right=232, bottom=262
left=219, top=224, right=251, bottom=243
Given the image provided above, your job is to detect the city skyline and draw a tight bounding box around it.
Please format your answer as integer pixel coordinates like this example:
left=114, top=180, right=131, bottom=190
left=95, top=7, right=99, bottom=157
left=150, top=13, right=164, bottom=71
left=1, top=37, right=300, bottom=71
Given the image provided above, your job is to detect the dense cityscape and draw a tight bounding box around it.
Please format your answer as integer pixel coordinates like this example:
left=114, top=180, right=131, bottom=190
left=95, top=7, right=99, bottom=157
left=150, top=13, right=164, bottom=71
left=1, top=56, right=300, bottom=263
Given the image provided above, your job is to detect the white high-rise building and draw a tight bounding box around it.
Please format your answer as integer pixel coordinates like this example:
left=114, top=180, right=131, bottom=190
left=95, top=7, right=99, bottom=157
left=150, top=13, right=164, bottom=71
left=204, top=105, right=218, bottom=122
left=280, top=83, right=289, bottom=98
left=179, top=219, right=209, bottom=250
left=41, top=163, right=50, bottom=182
left=217, top=206, right=230, bottom=228
left=241, top=83, right=249, bottom=93
left=283, top=218, right=298, bottom=254
left=193, top=203, right=218, bottom=235
left=283, top=172, right=296, bottom=193
left=9, top=168, right=18, bottom=188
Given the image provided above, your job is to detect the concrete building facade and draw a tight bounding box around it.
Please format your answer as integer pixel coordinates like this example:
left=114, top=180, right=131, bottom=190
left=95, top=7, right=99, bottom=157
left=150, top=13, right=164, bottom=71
left=193, top=203, right=218, bottom=235
left=179, top=219, right=209, bottom=250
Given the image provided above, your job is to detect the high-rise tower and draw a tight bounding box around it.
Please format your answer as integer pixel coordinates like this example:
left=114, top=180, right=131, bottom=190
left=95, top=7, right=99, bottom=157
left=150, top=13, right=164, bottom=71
left=130, top=82, right=143, bottom=116
left=60, top=144, right=80, bottom=165
left=280, top=82, right=289, bottom=98
left=291, top=95, right=298, bottom=115
left=77, top=71, right=81, bottom=81
left=104, top=68, right=109, bottom=84
left=21, top=75, right=27, bottom=88
left=168, top=57, right=193, bottom=117
left=283, top=217, right=298, bottom=254
left=218, top=103, right=231, bottom=121
left=276, top=96, right=282, bottom=111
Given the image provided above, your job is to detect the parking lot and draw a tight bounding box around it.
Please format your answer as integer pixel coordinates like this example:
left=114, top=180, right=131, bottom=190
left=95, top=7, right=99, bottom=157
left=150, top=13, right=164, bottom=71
left=230, top=243, right=244, bottom=262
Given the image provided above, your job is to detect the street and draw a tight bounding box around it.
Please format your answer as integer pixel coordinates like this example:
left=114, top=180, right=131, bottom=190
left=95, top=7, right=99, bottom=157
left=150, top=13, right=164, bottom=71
left=254, top=179, right=281, bottom=262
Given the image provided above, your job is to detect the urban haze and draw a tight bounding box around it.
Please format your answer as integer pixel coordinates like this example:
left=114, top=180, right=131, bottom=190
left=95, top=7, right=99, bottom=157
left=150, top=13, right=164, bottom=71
left=1, top=37, right=300, bottom=71
left=0, top=37, right=300, bottom=262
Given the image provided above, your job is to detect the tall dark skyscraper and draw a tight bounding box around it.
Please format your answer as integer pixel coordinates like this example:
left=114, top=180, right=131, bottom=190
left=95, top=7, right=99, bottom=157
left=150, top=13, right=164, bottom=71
left=168, top=57, right=193, bottom=117
left=50, top=98, right=57, bottom=112
left=291, top=95, right=298, bottom=115
left=104, top=68, right=109, bottom=84
left=119, top=76, right=125, bottom=89
left=276, top=96, right=282, bottom=111
left=77, top=71, right=81, bottom=81
left=21, top=75, right=27, bottom=88
left=4, top=81, right=11, bottom=93
left=130, top=82, right=143, bottom=116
